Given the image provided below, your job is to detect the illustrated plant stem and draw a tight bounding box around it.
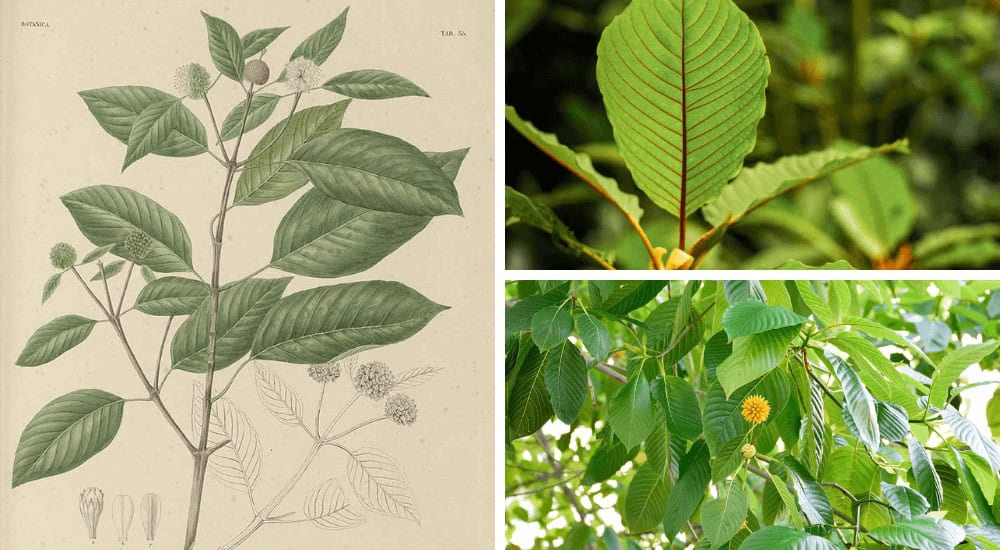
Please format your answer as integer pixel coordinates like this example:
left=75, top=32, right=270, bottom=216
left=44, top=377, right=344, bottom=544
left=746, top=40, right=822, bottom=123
left=183, top=83, right=256, bottom=550
left=154, top=316, right=174, bottom=391
left=116, top=261, right=134, bottom=315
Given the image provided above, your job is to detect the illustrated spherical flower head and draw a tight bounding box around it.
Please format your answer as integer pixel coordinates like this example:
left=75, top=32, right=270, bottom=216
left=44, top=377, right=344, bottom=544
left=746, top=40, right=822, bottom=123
left=79, top=486, right=104, bottom=541
left=741, top=395, right=771, bottom=424
left=49, top=242, right=77, bottom=269
left=308, top=362, right=341, bottom=383
left=122, top=230, right=153, bottom=260
left=741, top=443, right=757, bottom=460
left=244, top=59, right=270, bottom=85
left=284, top=57, right=321, bottom=93
left=174, top=63, right=212, bottom=99
left=385, top=393, right=418, bottom=426
left=352, top=360, right=396, bottom=400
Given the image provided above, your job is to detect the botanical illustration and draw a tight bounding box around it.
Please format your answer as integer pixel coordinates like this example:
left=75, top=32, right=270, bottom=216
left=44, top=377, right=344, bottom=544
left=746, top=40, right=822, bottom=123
left=506, top=280, right=1000, bottom=548
left=12, top=8, right=465, bottom=549
left=505, top=0, right=1000, bottom=269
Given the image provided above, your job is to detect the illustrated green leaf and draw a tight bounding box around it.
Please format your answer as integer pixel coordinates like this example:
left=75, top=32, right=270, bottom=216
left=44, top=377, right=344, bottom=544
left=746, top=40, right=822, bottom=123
left=608, top=373, right=657, bottom=450
left=171, top=278, right=290, bottom=372
left=595, top=0, right=769, bottom=221
left=505, top=187, right=612, bottom=266
left=140, top=266, right=156, bottom=283
left=269, top=188, right=430, bottom=278
left=290, top=7, right=349, bottom=65
left=41, top=272, right=62, bottom=303
left=702, top=140, right=909, bottom=226
left=908, top=435, right=943, bottom=509
left=505, top=106, right=644, bottom=225
left=79, top=86, right=208, bottom=157
left=583, top=431, right=635, bottom=484
left=717, top=325, right=798, bottom=397
left=575, top=313, right=611, bottom=360
left=624, top=464, right=669, bottom=533
left=233, top=101, right=350, bottom=205
left=202, top=12, right=244, bottom=81
left=722, top=300, right=805, bottom=339
left=942, top=406, right=1000, bottom=471
left=289, top=129, right=462, bottom=217
left=881, top=481, right=930, bottom=519
left=251, top=280, right=447, bottom=364
left=740, top=526, right=837, bottom=550
left=123, top=99, right=208, bottom=170
left=831, top=155, right=915, bottom=261
left=701, top=485, right=748, bottom=548
left=219, top=94, right=281, bottom=141
left=544, top=342, right=588, bottom=424
left=322, top=70, right=429, bottom=99
left=61, top=185, right=194, bottom=273
left=12, top=389, right=125, bottom=487
left=662, top=440, right=711, bottom=540
left=928, top=341, right=1000, bottom=409
left=81, top=244, right=115, bottom=264
left=424, top=148, right=470, bottom=182
left=241, top=26, right=288, bottom=58
left=507, top=342, right=552, bottom=439
left=530, top=305, right=573, bottom=350
left=90, top=260, right=125, bottom=281
left=16, top=315, right=98, bottom=367
left=866, top=515, right=966, bottom=550
left=651, top=375, right=703, bottom=440
left=829, top=351, right=880, bottom=452
left=134, top=276, right=210, bottom=316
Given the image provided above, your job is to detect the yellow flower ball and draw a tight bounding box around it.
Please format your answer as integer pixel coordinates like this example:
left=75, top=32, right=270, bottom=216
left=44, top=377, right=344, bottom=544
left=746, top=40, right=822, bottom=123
left=741, top=394, right=770, bottom=424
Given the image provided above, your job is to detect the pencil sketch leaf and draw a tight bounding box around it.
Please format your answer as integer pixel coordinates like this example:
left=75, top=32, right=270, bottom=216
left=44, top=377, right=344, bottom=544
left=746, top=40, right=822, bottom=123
left=79, top=86, right=207, bottom=157
left=172, top=278, right=290, bottom=372
left=322, top=70, right=429, bottom=100
left=254, top=365, right=304, bottom=426
left=289, top=129, right=462, bottom=216
left=16, top=315, right=98, bottom=367
left=346, top=447, right=420, bottom=524
left=42, top=272, right=62, bottom=304
left=304, top=479, right=366, bottom=530
left=220, top=94, right=281, bottom=141
left=233, top=101, right=350, bottom=206
left=393, top=367, right=442, bottom=390
left=290, top=7, right=349, bottom=65
left=193, top=383, right=262, bottom=494
left=424, top=148, right=470, bottom=182
left=12, top=389, right=125, bottom=487
left=269, top=188, right=430, bottom=278
left=251, top=280, right=448, bottom=364
left=123, top=98, right=208, bottom=170
left=134, top=277, right=210, bottom=316
left=90, top=260, right=126, bottom=281
left=202, top=12, right=245, bottom=82
left=81, top=244, right=116, bottom=264
left=241, top=26, right=288, bottom=58
left=61, top=185, right=195, bottom=273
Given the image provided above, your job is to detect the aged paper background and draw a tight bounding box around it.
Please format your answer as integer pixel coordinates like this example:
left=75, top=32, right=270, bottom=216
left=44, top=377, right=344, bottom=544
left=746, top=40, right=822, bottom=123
left=0, top=0, right=493, bottom=548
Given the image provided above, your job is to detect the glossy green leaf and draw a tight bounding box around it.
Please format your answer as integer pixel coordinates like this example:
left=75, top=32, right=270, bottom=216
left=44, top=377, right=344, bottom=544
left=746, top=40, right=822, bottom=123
left=122, top=99, right=208, bottom=170
left=908, top=436, right=943, bottom=510
left=866, top=515, right=965, bottom=550
left=596, top=281, right=667, bottom=316
left=703, top=369, right=790, bottom=453
left=12, top=389, right=124, bottom=487
left=928, top=341, right=1000, bottom=409
left=79, top=86, right=207, bottom=157
left=530, top=305, right=573, bottom=350
left=251, top=280, right=447, bottom=364
left=505, top=187, right=612, bottom=267
left=651, top=375, right=702, bottom=440
left=290, top=7, right=349, bottom=65
left=289, top=129, right=462, bottom=216
left=219, top=94, right=281, bottom=141
left=133, top=276, right=210, bottom=316
left=942, top=407, right=1000, bottom=471
left=544, top=342, right=588, bottom=424
left=822, top=440, right=879, bottom=495
left=793, top=281, right=836, bottom=326
left=701, top=485, right=748, bottom=548
left=171, top=278, right=290, bottom=372
left=234, top=101, right=350, bottom=206
left=712, top=436, right=749, bottom=483
left=662, top=440, right=711, bottom=539
left=723, top=280, right=767, bottom=304
left=608, top=374, right=657, bottom=450
left=881, top=482, right=930, bottom=519
left=722, top=300, right=805, bottom=339
left=829, top=332, right=921, bottom=416
left=563, top=524, right=592, bottom=550
left=583, top=431, right=635, bottom=484
left=741, top=526, right=837, bottom=549
left=323, top=70, right=429, bottom=99
left=784, top=457, right=833, bottom=525
left=16, top=315, right=98, bottom=367
left=507, top=343, right=552, bottom=439
left=241, top=26, right=288, bottom=58
left=575, top=313, right=611, bottom=360
left=202, top=12, right=244, bottom=81
left=877, top=401, right=910, bottom=442
left=61, top=185, right=194, bottom=273
left=717, top=325, right=798, bottom=397
left=269, top=188, right=430, bottom=278
left=624, top=464, right=669, bottom=533
left=41, top=272, right=61, bottom=303
left=595, top=0, right=769, bottom=220
left=831, top=156, right=915, bottom=261
left=829, top=352, right=880, bottom=452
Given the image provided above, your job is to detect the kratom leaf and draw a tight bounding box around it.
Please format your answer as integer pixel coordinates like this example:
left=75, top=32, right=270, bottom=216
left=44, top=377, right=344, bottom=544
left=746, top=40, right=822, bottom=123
left=269, top=188, right=430, bottom=278
left=701, top=485, right=748, bottom=548
left=575, top=313, right=611, bottom=360
left=140, top=266, right=156, bottom=284
left=290, top=7, right=349, bottom=65
left=783, top=457, right=833, bottom=525
left=171, top=278, right=290, bottom=372
left=822, top=440, right=879, bottom=495
left=717, top=325, right=798, bottom=397
left=881, top=481, right=930, bottom=519
left=219, top=94, right=281, bottom=141
left=722, top=300, right=805, bottom=339
left=505, top=106, right=643, bottom=224
left=424, top=148, right=470, bottom=181
left=702, top=140, right=909, bottom=226
left=703, top=369, right=791, bottom=453
left=506, top=342, right=552, bottom=439
left=530, top=305, right=573, bottom=350
left=723, top=280, right=767, bottom=304
left=651, top=375, right=703, bottom=440
left=79, top=86, right=207, bottom=157
left=202, top=12, right=244, bottom=81
left=90, top=260, right=125, bottom=281
left=876, top=400, right=911, bottom=442
left=304, top=479, right=365, bottom=530
left=583, top=431, right=635, bottom=484
left=595, top=0, right=769, bottom=223
left=241, top=26, right=288, bottom=58
left=544, top=342, right=588, bottom=424
left=16, top=315, right=98, bottom=367
left=828, top=352, right=880, bottom=452
left=123, top=99, right=208, bottom=170
left=62, top=185, right=194, bottom=273
left=608, top=373, right=657, bottom=450
left=12, top=389, right=125, bottom=487
left=251, top=281, right=448, bottom=364
left=662, top=441, right=711, bottom=539
left=392, top=367, right=442, bottom=390
left=595, top=281, right=667, bottom=315
left=908, top=436, right=943, bottom=510
left=505, top=187, right=612, bottom=266
left=81, top=244, right=115, bottom=264
left=942, top=407, right=1000, bottom=471
left=928, top=341, right=1000, bottom=409
left=624, top=464, right=669, bottom=533
left=322, top=70, right=429, bottom=99
left=192, top=384, right=262, bottom=494
left=866, top=515, right=965, bottom=550
left=133, top=277, right=210, bottom=316
left=740, top=526, right=837, bottom=549
left=831, top=155, right=915, bottom=261
left=346, top=447, right=419, bottom=523
left=234, top=101, right=350, bottom=206
left=255, top=365, right=305, bottom=427
left=41, top=272, right=61, bottom=303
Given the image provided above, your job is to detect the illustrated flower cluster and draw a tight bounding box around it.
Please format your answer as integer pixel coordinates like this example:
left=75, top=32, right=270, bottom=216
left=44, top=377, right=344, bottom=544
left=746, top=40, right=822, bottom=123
left=353, top=360, right=396, bottom=400
left=385, top=393, right=418, bottom=426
